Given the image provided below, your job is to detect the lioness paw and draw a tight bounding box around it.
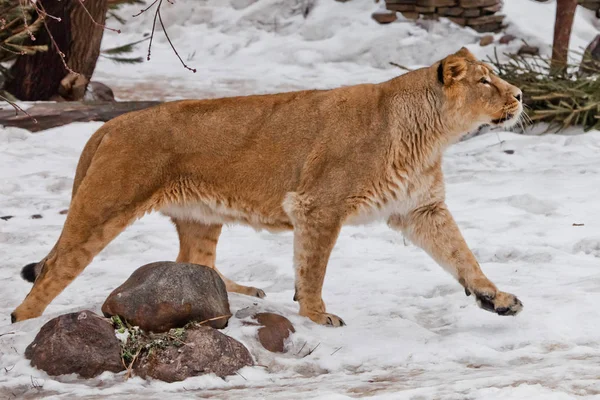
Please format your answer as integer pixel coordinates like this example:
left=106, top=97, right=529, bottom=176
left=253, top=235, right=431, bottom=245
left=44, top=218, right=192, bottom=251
left=475, top=290, right=523, bottom=316
left=301, top=311, right=346, bottom=327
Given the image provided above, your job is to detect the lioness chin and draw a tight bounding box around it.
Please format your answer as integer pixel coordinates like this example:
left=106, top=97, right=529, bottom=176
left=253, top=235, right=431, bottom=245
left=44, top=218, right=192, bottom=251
left=12, top=47, right=523, bottom=326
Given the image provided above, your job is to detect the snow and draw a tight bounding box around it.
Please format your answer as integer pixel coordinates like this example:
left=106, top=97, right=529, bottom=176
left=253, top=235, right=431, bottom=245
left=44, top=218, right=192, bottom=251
left=1, top=0, right=600, bottom=398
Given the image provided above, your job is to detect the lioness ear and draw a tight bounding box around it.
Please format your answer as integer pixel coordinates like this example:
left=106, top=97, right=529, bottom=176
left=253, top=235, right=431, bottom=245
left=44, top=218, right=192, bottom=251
left=440, top=55, right=468, bottom=85
left=454, top=46, right=477, bottom=61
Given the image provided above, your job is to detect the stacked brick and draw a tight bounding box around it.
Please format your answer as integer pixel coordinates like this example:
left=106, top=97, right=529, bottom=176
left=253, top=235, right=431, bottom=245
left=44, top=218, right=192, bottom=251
left=385, top=0, right=505, bottom=33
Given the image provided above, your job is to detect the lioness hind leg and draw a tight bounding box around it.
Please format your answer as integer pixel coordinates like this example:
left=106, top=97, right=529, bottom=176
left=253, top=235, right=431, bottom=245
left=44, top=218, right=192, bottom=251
left=11, top=192, right=143, bottom=322
left=172, top=218, right=265, bottom=298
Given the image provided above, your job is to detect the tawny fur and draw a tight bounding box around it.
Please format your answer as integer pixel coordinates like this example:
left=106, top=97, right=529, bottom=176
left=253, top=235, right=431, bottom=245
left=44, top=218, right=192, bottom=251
left=12, top=48, right=524, bottom=325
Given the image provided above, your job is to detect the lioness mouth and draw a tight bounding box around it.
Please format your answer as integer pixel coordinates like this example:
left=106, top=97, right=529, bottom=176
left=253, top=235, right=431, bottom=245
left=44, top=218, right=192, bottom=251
left=492, top=113, right=514, bottom=124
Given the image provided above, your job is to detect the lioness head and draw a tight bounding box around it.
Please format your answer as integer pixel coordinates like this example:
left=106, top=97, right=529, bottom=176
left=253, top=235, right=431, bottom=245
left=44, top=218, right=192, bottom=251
left=437, top=47, right=523, bottom=133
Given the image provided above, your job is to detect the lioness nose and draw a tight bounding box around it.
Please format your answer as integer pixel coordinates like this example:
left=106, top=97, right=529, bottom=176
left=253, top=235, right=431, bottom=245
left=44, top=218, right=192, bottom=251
left=514, top=91, right=522, bottom=102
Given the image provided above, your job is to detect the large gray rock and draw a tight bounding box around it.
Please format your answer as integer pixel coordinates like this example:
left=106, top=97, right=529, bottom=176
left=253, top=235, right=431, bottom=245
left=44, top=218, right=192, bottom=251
left=102, top=262, right=231, bottom=333
left=25, top=310, right=124, bottom=378
left=133, top=325, right=253, bottom=382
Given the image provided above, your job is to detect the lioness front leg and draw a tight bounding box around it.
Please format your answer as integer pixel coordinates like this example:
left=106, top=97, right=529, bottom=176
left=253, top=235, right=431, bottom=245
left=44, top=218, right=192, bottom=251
left=285, top=195, right=345, bottom=327
left=389, top=202, right=523, bottom=316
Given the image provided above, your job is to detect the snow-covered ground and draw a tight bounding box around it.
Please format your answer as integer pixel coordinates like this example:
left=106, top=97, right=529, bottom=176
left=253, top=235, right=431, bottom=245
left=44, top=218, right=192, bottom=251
left=92, top=0, right=598, bottom=100
left=1, top=0, right=600, bottom=399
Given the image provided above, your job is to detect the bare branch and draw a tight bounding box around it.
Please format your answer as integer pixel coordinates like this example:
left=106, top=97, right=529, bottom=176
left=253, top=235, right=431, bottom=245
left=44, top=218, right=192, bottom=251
left=75, top=0, right=121, bottom=34
left=0, top=94, right=38, bottom=124
left=134, top=0, right=196, bottom=73
left=157, top=2, right=196, bottom=73
left=132, top=0, right=160, bottom=17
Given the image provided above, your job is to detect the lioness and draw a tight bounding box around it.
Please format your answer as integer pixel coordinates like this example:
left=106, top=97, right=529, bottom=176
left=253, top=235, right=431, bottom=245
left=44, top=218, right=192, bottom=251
left=12, top=48, right=524, bottom=325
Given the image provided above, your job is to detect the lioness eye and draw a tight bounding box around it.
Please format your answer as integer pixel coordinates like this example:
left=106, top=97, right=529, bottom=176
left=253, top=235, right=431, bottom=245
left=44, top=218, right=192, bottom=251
left=480, top=77, right=490, bottom=84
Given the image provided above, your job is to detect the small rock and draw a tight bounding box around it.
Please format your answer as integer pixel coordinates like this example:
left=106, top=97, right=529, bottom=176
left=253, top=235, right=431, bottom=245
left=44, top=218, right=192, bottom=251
left=84, top=81, right=115, bottom=102
left=518, top=45, right=539, bottom=56
left=579, top=34, right=600, bottom=77
left=401, top=11, right=420, bottom=20
left=30, top=214, right=43, bottom=219
left=25, top=310, right=124, bottom=378
left=499, top=34, right=516, bottom=44
left=254, top=313, right=295, bottom=353
left=133, top=325, right=253, bottom=382
left=503, top=149, right=515, bottom=155
left=371, top=11, right=397, bottom=24
left=59, top=209, right=69, bottom=215
left=0, top=216, right=13, bottom=221
left=102, top=262, right=231, bottom=333
left=479, top=35, right=494, bottom=46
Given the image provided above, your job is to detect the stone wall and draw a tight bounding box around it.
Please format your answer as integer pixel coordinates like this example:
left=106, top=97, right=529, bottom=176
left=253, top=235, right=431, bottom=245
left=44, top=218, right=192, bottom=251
left=384, top=0, right=505, bottom=32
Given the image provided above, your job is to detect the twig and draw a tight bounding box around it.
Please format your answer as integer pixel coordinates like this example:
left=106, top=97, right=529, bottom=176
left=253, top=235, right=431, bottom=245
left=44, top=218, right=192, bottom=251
left=124, top=347, right=142, bottom=380
left=194, top=314, right=232, bottom=326
left=30, top=375, right=43, bottom=389
left=157, top=3, right=196, bottom=72
left=389, top=62, right=413, bottom=72
left=0, top=95, right=37, bottom=123
left=19, top=0, right=35, bottom=41
left=0, top=332, right=15, bottom=338
left=330, top=347, right=342, bottom=356
left=296, top=341, right=307, bottom=355
left=4, top=365, right=15, bottom=373
left=133, top=0, right=196, bottom=72
left=236, top=371, right=247, bottom=381
left=75, top=0, right=121, bottom=34
left=36, top=2, right=77, bottom=76
left=303, top=342, right=320, bottom=358
left=132, top=0, right=160, bottom=17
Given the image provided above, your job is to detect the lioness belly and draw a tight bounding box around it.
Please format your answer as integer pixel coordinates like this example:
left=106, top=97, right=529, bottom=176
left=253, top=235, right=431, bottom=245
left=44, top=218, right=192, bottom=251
left=160, top=201, right=293, bottom=232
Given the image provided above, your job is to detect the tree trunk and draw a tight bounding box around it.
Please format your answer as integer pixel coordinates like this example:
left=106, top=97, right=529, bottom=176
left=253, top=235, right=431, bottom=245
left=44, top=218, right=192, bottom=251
left=4, top=0, right=108, bottom=101
left=551, top=0, right=578, bottom=73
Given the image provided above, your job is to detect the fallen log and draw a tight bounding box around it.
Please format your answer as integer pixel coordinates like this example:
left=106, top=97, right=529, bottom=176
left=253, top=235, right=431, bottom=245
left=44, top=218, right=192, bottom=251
left=0, top=101, right=162, bottom=132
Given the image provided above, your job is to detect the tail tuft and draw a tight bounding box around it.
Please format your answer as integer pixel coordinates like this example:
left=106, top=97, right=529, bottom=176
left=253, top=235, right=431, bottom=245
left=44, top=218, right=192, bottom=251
left=21, top=262, right=38, bottom=283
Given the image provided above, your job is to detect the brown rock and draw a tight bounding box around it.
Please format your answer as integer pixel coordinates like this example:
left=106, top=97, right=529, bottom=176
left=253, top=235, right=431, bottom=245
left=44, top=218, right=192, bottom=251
left=448, top=16, right=468, bottom=26
left=401, top=11, right=420, bottom=19
left=422, top=13, right=439, bottom=20
left=517, top=45, right=540, bottom=56
left=253, top=313, right=295, bottom=353
left=466, top=14, right=504, bottom=25
left=386, top=0, right=417, bottom=3
left=438, top=6, right=464, bottom=16
left=415, top=5, right=436, bottom=12
left=459, top=0, right=498, bottom=7
left=25, top=310, right=124, bottom=378
left=499, top=34, right=516, bottom=44
left=372, top=11, right=398, bottom=24
left=416, top=0, right=457, bottom=6
left=479, top=35, right=494, bottom=46
left=133, top=325, right=253, bottom=382
left=30, top=214, right=43, bottom=219
left=387, top=3, right=416, bottom=11
left=463, top=8, right=481, bottom=17
left=102, top=262, right=231, bottom=333
left=466, top=14, right=504, bottom=32
left=482, top=3, right=502, bottom=13
left=59, top=209, right=69, bottom=215
left=469, top=22, right=504, bottom=33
